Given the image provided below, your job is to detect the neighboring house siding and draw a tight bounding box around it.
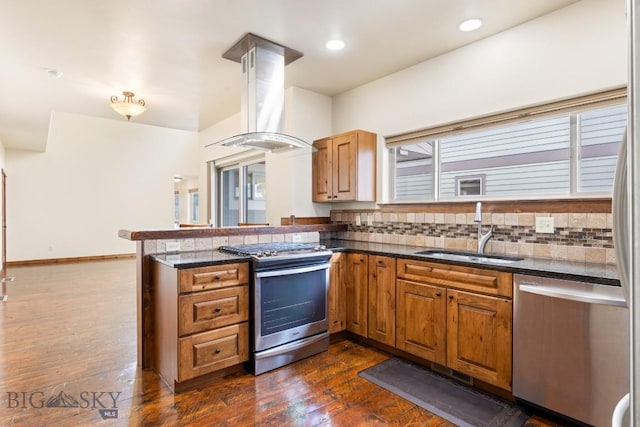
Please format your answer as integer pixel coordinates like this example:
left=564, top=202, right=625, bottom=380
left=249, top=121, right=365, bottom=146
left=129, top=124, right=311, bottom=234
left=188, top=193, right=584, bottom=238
left=396, top=158, right=432, bottom=199
left=579, top=104, right=625, bottom=192
left=441, top=161, right=569, bottom=198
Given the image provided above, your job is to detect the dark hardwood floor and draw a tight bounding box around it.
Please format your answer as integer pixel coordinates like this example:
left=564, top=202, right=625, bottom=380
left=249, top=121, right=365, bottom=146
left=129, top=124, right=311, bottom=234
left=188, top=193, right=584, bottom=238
left=0, top=259, right=566, bottom=426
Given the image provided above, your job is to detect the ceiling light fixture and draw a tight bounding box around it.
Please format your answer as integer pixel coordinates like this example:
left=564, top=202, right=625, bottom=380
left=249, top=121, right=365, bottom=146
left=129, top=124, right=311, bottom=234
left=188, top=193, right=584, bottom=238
left=325, top=39, right=346, bottom=51
left=109, top=91, right=147, bottom=121
left=173, top=176, right=183, bottom=183
left=458, top=18, right=483, bottom=32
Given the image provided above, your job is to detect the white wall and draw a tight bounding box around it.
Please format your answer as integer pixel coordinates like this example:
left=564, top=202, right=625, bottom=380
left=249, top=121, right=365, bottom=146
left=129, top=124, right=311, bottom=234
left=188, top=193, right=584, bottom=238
left=265, top=87, right=332, bottom=225
left=6, top=112, right=199, bottom=261
left=0, top=139, right=6, bottom=268
left=332, top=0, right=626, bottom=203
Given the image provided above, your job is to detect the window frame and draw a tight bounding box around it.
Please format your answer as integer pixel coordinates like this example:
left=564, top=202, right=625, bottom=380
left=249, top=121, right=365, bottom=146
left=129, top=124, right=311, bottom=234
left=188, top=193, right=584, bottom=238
left=189, top=188, right=199, bottom=223
left=216, top=158, right=266, bottom=227
left=455, top=174, right=485, bottom=197
left=386, top=88, right=626, bottom=203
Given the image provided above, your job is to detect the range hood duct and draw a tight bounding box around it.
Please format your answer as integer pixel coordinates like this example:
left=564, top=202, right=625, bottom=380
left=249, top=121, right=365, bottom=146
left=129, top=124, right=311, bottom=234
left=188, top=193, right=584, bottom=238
left=210, top=33, right=312, bottom=153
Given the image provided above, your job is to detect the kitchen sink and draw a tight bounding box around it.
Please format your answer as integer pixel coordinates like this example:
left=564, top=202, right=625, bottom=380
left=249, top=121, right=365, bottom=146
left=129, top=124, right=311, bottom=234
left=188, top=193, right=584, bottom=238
left=413, top=250, right=523, bottom=265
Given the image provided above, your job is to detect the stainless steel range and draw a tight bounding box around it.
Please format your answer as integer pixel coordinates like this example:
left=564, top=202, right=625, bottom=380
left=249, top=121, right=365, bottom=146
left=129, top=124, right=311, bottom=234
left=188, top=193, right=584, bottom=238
left=220, top=242, right=332, bottom=375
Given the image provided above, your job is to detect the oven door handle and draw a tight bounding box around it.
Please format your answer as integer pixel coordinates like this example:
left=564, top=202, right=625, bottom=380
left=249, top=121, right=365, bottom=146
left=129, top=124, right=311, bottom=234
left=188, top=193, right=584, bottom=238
left=255, top=262, right=331, bottom=278
left=254, top=332, right=330, bottom=360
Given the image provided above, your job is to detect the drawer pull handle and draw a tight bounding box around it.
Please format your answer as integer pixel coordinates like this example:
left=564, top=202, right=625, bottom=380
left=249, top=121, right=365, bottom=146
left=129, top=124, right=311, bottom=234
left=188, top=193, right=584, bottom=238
left=214, top=307, right=221, bottom=313
left=215, top=348, right=221, bottom=354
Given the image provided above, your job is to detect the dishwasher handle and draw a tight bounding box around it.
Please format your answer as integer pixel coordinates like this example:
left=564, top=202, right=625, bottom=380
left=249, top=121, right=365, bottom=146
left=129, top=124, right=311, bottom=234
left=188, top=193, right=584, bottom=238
left=518, top=282, right=627, bottom=307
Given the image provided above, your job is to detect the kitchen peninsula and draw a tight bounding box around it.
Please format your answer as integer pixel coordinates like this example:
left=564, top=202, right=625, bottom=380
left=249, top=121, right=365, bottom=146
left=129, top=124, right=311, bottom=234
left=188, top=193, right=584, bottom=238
left=119, top=220, right=619, bottom=393
left=118, top=223, right=347, bottom=376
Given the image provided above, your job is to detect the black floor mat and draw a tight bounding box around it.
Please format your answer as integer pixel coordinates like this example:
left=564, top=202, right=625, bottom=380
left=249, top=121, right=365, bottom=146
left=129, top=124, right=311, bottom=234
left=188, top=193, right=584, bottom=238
left=359, top=358, right=529, bottom=427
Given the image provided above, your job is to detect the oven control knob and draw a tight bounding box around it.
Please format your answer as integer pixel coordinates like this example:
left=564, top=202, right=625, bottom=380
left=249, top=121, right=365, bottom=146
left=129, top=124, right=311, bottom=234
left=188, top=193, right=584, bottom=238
left=314, top=245, right=326, bottom=251
left=256, top=251, right=265, bottom=257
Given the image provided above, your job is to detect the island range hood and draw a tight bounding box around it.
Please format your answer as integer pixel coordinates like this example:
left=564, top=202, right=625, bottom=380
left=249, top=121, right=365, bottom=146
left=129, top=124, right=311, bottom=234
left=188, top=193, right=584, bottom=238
left=209, top=33, right=313, bottom=153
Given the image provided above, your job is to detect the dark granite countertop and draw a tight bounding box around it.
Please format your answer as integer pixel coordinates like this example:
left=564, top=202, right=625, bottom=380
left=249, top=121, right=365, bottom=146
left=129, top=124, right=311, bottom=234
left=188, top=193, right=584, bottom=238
left=151, top=250, right=249, bottom=268
left=149, top=239, right=620, bottom=286
left=321, top=239, right=620, bottom=286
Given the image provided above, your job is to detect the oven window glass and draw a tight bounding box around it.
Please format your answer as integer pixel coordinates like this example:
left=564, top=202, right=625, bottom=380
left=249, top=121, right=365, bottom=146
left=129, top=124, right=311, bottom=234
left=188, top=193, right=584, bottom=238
left=260, top=268, right=326, bottom=336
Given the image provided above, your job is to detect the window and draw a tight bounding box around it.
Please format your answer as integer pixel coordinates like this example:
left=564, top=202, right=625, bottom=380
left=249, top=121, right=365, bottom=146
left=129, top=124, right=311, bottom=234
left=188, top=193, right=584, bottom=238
left=174, top=191, right=180, bottom=224
left=578, top=104, right=626, bottom=192
left=440, top=116, right=570, bottom=198
left=390, top=142, right=434, bottom=200
left=456, top=175, right=484, bottom=196
left=388, top=93, right=626, bottom=201
left=189, top=189, right=199, bottom=223
left=218, top=160, right=266, bottom=226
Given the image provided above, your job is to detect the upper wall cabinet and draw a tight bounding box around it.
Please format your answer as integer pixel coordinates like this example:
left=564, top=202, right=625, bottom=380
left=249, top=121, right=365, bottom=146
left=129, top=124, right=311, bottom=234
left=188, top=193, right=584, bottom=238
left=312, top=130, right=377, bottom=202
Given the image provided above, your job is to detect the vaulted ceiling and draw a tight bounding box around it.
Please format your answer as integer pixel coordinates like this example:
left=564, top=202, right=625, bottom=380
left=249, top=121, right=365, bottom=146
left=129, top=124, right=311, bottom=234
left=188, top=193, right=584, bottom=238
left=0, top=0, right=578, bottom=151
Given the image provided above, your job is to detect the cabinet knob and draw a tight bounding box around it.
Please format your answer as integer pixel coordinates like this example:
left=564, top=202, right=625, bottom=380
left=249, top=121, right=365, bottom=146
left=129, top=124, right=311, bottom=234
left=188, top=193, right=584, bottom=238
left=215, top=307, right=221, bottom=313
left=449, top=295, right=454, bottom=300
left=377, top=260, right=384, bottom=265
left=215, top=348, right=221, bottom=354
left=360, top=258, right=364, bottom=263
left=436, top=292, right=441, bottom=297
left=214, top=275, right=221, bottom=280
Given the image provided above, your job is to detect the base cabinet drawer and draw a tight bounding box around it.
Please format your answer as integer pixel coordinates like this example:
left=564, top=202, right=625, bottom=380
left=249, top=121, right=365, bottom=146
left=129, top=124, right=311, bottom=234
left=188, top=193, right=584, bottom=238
left=179, top=263, right=249, bottom=293
left=178, top=323, right=249, bottom=381
left=179, top=286, right=249, bottom=335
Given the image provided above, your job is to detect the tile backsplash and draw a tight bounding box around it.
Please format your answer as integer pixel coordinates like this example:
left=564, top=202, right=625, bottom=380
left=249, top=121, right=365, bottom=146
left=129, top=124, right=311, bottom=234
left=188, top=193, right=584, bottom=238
left=329, top=211, right=614, bottom=264
left=143, top=232, right=320, bottom=256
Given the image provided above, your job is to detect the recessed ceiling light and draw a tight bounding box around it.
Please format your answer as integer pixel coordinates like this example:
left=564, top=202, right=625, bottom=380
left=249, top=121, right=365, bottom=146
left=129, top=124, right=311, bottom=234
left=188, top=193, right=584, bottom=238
left=46, top=69, right=63, bottom=79
left=325, top=39, right=346, bottom=51
left=458, top=18, right=483, bottom=32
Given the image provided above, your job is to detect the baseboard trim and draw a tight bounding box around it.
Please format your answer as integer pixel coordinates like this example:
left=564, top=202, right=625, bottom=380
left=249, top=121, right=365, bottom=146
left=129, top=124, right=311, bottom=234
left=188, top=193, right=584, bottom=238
left=7, top=253, right=136, bottom=267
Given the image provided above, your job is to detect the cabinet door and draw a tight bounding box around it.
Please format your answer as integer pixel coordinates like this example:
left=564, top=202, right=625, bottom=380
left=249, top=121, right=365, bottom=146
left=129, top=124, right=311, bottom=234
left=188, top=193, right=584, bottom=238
left=367, top=255, right=396, bottom=346
left=178, top=323, right=249, bottom=382
left=447, top=289, right=512, bottom=391
left=346, top=253, right=368, bottom=337
left=328, top=253, right=346, bottom=333
left=312, top=137, right=333, bottom=202
left=396, top=279, right=446, bottom=365
left=332, top=133, right=357, bottom=201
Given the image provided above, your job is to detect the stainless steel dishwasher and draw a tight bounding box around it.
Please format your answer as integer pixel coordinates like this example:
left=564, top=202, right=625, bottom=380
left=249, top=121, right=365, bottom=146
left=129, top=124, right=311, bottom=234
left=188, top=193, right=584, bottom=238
left=513, top=274, right=629, bottom=427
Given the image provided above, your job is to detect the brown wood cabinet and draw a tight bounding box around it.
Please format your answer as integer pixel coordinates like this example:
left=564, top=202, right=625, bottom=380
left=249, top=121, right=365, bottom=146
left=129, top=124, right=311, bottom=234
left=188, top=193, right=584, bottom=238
left=152, top=261, right=250, bottom=392
left=312, top=130, right=377, bottom=202
left=345, top=253, right=369, bottom=337
left=328, top=253, right=347, bottom=333
left=446, top=289, right=512, bottom=390
left=396, top=279, right=446, bottom=365
left=367, top=255, right=396, bottom=346
left=396, top=258, right=513, bottom=391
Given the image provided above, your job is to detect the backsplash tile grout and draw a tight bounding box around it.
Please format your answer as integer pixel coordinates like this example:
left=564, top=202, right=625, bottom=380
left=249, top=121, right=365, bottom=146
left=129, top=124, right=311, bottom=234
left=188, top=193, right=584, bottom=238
left=330, top=210, right=615, bottom=265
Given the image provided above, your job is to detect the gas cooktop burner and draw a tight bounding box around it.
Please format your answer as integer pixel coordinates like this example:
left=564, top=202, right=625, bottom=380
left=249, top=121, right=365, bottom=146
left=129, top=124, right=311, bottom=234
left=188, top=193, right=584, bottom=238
left=220, top=242, right=332, bottom=268
left=220, top=242, right=327, bottom=257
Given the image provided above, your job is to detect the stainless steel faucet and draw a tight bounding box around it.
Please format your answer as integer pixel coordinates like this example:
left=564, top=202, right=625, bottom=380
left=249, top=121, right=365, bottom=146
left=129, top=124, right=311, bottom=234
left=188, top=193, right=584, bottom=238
left=474, top=202, right=493, bottom=254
